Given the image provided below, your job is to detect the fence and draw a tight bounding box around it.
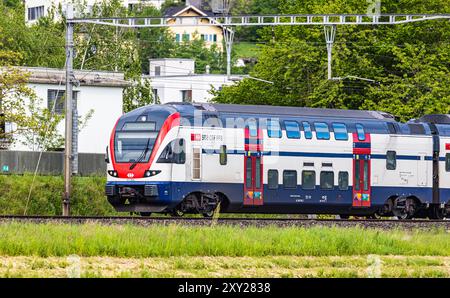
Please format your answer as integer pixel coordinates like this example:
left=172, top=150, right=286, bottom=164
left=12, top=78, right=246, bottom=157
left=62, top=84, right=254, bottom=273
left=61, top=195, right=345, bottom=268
left=0, top=150, right=105, bottom=176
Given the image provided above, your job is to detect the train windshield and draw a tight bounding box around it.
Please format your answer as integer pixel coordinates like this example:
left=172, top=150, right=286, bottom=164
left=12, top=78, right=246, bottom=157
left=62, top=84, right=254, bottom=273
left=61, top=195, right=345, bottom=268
left=114, top=131, right=158, bottom=163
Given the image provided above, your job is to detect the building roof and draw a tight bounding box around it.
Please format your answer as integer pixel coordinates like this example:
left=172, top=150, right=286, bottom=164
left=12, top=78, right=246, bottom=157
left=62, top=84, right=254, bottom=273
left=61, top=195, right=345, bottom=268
left=12, top=67, right=130, bottom=88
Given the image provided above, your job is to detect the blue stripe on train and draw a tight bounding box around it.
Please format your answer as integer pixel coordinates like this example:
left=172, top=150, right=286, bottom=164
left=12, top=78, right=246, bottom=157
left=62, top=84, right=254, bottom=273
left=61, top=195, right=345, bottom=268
left=107, top=181, right=449, bottom=206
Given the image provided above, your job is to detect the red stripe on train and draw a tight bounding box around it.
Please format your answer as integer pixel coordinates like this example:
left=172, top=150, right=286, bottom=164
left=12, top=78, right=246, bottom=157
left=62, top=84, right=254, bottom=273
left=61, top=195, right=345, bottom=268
left=110, top=112, right=180, bottom=179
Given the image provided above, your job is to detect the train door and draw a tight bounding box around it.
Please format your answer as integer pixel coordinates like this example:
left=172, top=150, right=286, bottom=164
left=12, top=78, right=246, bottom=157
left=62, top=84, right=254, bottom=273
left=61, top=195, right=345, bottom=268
left=243, top=120, right=263, bottom=206
left=352, top=125, right=371, bottom=207
left=352, top=155, right=371, bottom=207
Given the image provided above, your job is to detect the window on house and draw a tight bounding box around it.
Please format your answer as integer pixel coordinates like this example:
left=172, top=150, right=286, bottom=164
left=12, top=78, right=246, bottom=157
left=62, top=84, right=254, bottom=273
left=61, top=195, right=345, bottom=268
left=283, top=170, right=297, bottom=189
left=302, top=121, right=312, bottom=139
left=314, top=122, right=330, bottom=140
left=152, top=89, right=159, bottom=102
left=302, top=170, right=316, bottom=190
left=47, top=90, right=78, bottom=115
left=182, top=33, right=190, bottom=42
left=268, top=170, right=279, bottom=190
left=213, top=34, right=217, bottom=42
left=284, top=121, right=300, bottom=139
left=356, top=124, right=366, bottom=141
left=267, top=119, right=282, bottom=138
left=446, top=154, right=450, bottom=172
left=219, top=145, right=227, bottom=165
left=338, top=171, right=349, bottom=190
left=175, top=34, right=181, bottom=43
left=154, top=66, right=161, bottom=76
left=181, top=90, right=192, bottom=102
left=28, top=6, right=44, bottom=21
left=386, top=150, right=397, bottom=170
left=320, top=171, right=334, bottom=190
left=332, top=123, right=348, bottom=141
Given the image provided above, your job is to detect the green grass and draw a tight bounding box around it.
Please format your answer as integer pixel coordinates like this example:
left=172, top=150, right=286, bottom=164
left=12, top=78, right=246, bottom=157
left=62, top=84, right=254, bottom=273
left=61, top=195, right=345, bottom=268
left=0, top=174, right=114, bottom=216
left=0, top=223, right=448, bottom=258
left=0, top=255, right=449, bottom=277
left=234, top=42, right=261, bottom=58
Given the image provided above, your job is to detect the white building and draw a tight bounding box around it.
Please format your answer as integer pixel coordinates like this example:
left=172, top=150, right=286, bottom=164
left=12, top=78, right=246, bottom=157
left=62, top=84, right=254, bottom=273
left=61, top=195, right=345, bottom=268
left=147, top=58, right=243, bottom=104
left=10, top=67, right=127, bottom=154
left=25, top=0, right=167, bottom=23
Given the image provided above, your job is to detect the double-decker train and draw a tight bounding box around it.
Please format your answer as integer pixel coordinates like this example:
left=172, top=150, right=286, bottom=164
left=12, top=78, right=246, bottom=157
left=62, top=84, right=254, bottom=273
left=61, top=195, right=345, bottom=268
left=105, top=103, right=450, bottom=219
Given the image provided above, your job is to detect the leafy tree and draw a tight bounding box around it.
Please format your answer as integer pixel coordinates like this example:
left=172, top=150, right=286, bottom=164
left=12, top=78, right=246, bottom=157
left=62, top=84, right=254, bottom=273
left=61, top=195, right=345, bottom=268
left=214, top=0, right=450, bottom=121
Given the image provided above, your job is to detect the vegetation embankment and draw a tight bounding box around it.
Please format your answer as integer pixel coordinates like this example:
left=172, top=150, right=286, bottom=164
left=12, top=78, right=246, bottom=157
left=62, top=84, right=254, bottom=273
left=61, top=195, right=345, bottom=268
left=0, top=174, right=112, bottom=216
left=0, top=223, right=449, bottom=277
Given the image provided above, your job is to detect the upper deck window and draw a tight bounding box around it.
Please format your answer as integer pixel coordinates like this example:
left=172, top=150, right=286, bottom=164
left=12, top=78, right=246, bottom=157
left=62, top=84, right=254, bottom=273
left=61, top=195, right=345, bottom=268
left=247, top=119, right=258, bottom=137
left=314, top=122, right=330, bottom=140
left=332, top=123, right=348, bottom=141
left=284, top=121, right=300, bottom=139
left=356, top=124, right=366, bottom=141
left=267, top=119, right=282, bottom=138
left=302, top=122, right=313, bottom=139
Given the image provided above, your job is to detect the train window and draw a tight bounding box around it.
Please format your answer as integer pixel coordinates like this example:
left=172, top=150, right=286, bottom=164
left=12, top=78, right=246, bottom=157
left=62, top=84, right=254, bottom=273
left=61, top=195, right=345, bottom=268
left=219, top=145, right=227, bottom=165
left=320, top=171, right=334, bottom=190
left=247, top=119, right=258, bottom=137
left=355, top=161, right=360, bottom=191
left=267, top=119, right=282, bottom=138
left=284, top=121, right=300, bottom=139
left=302, top=170, right=316, bottom=190
left=332, top=123, right=348, bottom=141
left=314, top=122, right=330, bottom=140
left=157, top=139, right=185, bottom=164
left=268, top=170, right=279, bottom=189
left=302, top=122, right=313, bottom=139
left=446, top=154, right=450, bottom=172
left=255, top=157, right=261, bottom=189
left=363, top=160, right=369, bottom=191
left=338, top=172, right=349, bottom=190
left=246, top=157, right=252, bottom=188
left=283, top=170, right=297, bottom=189
left=386, top=151, right=396, bottom=170
left=356, top=124, right=366, bottom=141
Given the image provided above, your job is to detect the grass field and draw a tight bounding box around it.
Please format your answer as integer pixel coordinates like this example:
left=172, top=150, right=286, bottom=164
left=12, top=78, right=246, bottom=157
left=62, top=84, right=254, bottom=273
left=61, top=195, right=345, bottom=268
left=0, top=222, right=448, bottom=277
left=234, top=42, right=262, bottom=58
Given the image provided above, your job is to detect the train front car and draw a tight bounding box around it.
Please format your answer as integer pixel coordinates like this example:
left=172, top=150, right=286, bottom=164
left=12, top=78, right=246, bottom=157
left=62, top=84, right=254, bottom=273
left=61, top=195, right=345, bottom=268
left=105, top=105, right=181, bottom=215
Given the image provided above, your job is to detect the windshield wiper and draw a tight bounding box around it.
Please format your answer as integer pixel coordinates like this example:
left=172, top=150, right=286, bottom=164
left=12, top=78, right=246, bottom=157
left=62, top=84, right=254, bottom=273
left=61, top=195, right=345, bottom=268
left=129, top=138, right=151, bottom=170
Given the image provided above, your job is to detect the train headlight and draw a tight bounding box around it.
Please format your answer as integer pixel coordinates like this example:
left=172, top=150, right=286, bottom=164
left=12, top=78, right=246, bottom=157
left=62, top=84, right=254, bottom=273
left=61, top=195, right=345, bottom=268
left=144, top=170, right=161, bottom=177
left=107, top=170, right=118, bottom=177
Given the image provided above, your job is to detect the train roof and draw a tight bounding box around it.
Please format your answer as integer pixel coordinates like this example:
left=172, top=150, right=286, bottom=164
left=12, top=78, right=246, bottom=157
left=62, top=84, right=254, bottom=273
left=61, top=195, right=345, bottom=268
left=166, top=102, right=397, bottom=121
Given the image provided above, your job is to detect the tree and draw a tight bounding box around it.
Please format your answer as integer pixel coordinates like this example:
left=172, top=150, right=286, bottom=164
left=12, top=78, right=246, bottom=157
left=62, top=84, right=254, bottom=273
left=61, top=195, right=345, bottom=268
left=213, top=0, right=450, bottom=121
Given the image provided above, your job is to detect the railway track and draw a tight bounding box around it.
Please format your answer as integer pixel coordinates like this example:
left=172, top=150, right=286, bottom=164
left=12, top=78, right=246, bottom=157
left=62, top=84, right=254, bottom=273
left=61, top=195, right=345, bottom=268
left=0, top=215, right=448, bottom=230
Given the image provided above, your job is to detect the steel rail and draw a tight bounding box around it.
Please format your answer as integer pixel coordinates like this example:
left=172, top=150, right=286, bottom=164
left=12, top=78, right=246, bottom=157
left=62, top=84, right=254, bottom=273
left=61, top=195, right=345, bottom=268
left=0, top=215, right=448, bottom=229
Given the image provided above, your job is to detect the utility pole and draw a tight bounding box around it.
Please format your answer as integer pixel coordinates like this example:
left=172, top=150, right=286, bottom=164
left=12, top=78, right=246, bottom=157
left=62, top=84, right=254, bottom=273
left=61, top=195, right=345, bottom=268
left=324, top=25, right=336, bottom=80
left=63, top=4, right=74, bottom=216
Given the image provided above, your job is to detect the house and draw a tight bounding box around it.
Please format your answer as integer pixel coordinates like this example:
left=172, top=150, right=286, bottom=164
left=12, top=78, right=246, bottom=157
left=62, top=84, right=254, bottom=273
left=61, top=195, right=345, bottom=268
left=24, top=0, right=166, bottom=23
left=164, top=0, right=229, bottom=51
left=8, top=67, right=128, bottom=154
left=147, top=58, right=242, bottom=103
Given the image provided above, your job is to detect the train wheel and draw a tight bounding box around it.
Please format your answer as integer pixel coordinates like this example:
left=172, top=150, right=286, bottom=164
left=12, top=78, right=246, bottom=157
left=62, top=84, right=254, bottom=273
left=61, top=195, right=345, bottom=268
left=140, top=212, right=152, bottom=217
left=171, top=209, right=184, bottom=217
left=429, top=207, right=446, bottom=220
left=202, top=210, right=215, bottom=218
left=107, top=196, right=125, bottom=206
left=392, top=197, right=416, bottom=220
